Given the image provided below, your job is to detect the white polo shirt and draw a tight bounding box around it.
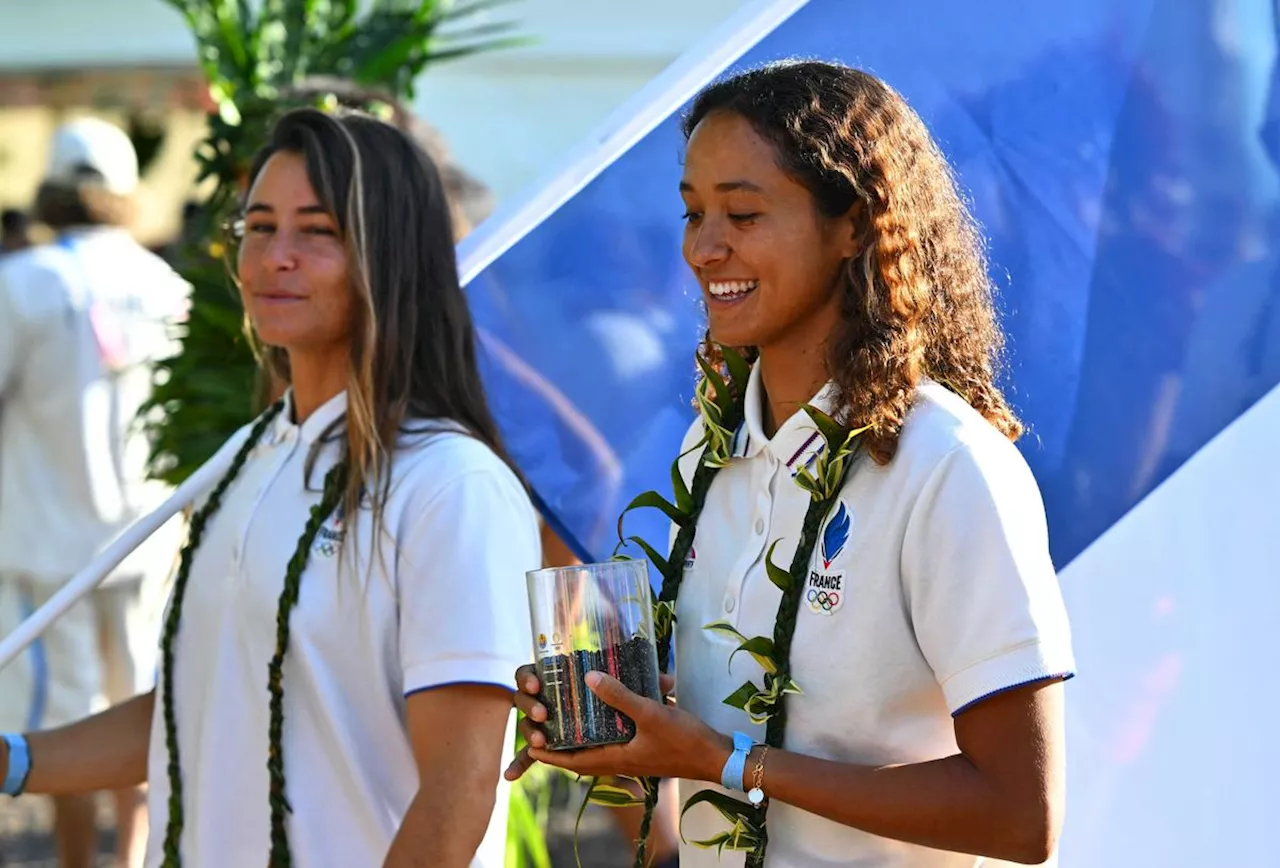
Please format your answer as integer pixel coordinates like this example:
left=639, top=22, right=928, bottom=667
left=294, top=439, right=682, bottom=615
left=673, top=365, right=1075, bottom=868
left=145, top=391, right=539, bottom=868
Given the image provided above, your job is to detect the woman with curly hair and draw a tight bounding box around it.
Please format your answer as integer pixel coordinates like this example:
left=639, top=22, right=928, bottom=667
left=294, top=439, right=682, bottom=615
left=508, top=60, right=1074, bottom=868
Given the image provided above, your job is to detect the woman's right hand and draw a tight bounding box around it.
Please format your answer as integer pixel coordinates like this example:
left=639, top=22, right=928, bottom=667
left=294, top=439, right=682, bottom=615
left=504, top=664, right=679, bottom=781
left=505, top=664, right=548, bottom=781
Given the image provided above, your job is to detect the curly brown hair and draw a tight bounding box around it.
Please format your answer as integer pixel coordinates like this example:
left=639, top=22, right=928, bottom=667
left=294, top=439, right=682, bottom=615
left=685, top=60, right=1021, bottom=463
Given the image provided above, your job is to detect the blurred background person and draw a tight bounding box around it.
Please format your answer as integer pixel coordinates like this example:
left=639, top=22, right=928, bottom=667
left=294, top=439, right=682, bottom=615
left=0, top=117, right=188, bottom=868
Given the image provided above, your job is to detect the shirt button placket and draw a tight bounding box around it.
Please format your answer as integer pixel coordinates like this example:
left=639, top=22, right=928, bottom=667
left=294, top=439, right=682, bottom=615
left=236, top=433, right=292, bottom=580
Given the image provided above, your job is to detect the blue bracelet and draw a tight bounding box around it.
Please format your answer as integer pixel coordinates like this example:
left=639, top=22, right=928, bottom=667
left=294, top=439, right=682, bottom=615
left=2, top=733, right=31, bottom=796
left=720, top=731, right=754, bottom=792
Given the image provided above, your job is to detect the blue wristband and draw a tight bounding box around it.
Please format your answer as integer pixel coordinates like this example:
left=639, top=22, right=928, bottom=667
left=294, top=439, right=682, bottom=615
left=720, top=731, right=754, bottom=792
left=2, top=734, right=31, bottom=796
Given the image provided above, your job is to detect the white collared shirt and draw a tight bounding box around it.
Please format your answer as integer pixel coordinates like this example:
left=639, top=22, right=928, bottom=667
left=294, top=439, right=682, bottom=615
left=145, top=392, right=539, bottom=868
left=673, top=365, right=1075, bottom=868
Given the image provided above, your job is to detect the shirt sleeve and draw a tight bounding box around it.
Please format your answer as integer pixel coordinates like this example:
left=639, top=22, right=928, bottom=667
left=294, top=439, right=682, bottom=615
left=397, top=452, right=541, bottom=696
left=901, top=438, right=1076, bottom=715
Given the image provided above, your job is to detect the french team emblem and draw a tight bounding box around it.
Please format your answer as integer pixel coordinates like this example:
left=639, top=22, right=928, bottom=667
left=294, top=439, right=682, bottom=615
left=820, top=502, right=851, bottom=569
left=313, top=502, right=346, bottom=558
left=807, top=501, right=851, bottom=615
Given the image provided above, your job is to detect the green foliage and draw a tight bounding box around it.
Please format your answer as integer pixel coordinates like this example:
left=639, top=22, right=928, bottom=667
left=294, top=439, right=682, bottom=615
left=144, top=0, right=524, bottom=485
left=678, top=790, right=761, bottom=855
left=507, top=727, right=554, bottom=868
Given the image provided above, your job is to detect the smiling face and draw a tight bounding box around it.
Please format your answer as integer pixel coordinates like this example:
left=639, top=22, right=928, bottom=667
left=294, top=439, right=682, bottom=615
left=680, top=110, right=859, bottom=354
left=238, top=150, right=353, bottom=358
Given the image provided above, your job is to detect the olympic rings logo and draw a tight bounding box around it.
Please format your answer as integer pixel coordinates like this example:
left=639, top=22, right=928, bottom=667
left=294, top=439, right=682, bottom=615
left=807, top=588, right=840, bottom=611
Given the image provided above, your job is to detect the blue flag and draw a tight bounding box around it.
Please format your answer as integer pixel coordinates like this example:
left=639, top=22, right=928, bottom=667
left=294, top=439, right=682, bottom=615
left=462, top=2, right=1280, bottom=863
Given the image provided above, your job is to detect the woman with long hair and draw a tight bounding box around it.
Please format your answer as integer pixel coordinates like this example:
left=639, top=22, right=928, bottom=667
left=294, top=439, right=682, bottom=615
left=509, top=60, right=1074, bottom=868
left=0, top=107, right=538, bottom=868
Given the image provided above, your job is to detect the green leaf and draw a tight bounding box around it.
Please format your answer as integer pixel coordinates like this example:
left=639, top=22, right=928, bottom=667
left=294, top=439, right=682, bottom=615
left=623, top=536, right=671, bottom=579
left=438, top=0, right=524, bottom=22
left=742, top=693, right=775, bottom=725
left=237, top=0, right=258, bottom=55
left=211, top=0, right=252, bottom=80
left=506, top=778, right=552, bottom=868
left=702, top=620, right=749, bottom=646
left=704, top=622, right=779, bottom=676
left=324, top=0, right=359, bottom=32
left=411, top=33, right=531, bottom=72
left=693, top=378, right=724, bottom=427
left=729, top=636, right=778, bottom=675
left=572, top=777, right=598, bottom=868
left=793, top=465, right=822, bottom=497
left=686, top=830, right=735, bottom=850
left=720, top=344, right=752, bottom=399
left=616, top=491, right=688, bottom=543
left=278, top=0, right=317, bottom=80
left=430, top=20, right=523, bottom=44
left=653, top=599, right=677, bottom=642
left=703, top=452, right=732, bottom=470
left=679, top=789, right=759, bottom=841
left=801, top=403, right=848, bottom=453
left=352, top=20, right=434, bottom=83
left=670, top=456, right=693, bottom=513
left=682, top=429, right=711, bottom=457
left=721, top=680, right=761, bottom=711
left=586, top=783, right=646, bottom=808
left=695, top=353, right=733, bottom=417
left=822, top=452, right=848, bottom=495
left=768, top=673, right=803, bottom=697
left=686, top=826, right=759, bottom=856
left=763, top=539, right=792, bottom=593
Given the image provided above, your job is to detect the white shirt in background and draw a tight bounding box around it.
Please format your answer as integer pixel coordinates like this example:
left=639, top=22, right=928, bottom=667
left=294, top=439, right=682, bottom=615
left=0, top=226, right=188, bottom=587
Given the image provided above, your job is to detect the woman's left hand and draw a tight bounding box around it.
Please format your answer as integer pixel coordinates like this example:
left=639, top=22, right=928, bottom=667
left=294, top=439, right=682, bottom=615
left=509, top=671, right=731, bottom=783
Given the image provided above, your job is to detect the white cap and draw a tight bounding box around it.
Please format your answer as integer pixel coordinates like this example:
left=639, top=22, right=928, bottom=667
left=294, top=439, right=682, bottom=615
left=45, top=117, right=139, bottom=196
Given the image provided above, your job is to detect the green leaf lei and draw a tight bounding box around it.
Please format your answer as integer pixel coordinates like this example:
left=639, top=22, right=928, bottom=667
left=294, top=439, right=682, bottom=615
left=157, top=400, right=349, bottom=867
left=609, top=347, right=864, bottom=868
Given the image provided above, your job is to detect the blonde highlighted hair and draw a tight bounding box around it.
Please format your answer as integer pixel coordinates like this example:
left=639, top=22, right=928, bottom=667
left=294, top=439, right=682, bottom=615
left=240, top=108, right=512, bottom=535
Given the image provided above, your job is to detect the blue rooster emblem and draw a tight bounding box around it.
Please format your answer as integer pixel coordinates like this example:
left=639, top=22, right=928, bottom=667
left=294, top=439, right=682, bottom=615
left=821, top=502, right=851, bottom=570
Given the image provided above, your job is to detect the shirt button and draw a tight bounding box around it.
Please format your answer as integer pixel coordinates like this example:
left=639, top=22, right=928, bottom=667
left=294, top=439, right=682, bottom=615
left=724, top=596, right=736, bottom=613
left=753, top=517, right=765, bottom=535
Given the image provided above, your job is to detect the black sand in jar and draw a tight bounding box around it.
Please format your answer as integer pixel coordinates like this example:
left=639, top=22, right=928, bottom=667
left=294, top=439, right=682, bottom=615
left=537, top=635, right=661, bottom=750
